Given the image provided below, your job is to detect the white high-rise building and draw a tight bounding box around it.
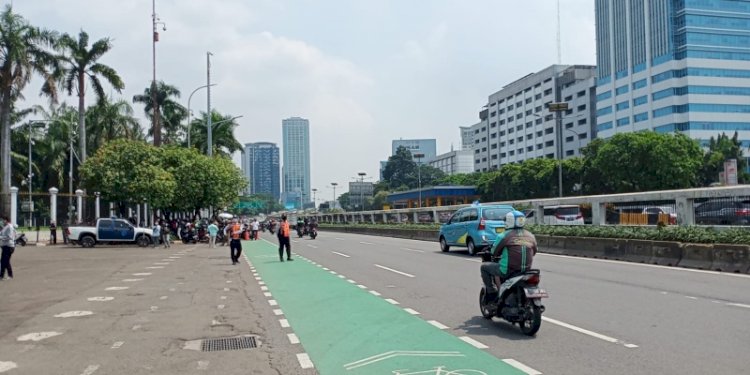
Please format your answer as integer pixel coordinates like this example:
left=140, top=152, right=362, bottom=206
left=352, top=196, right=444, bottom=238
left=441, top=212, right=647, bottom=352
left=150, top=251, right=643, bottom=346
left=282, top=117, right=311, bottom=209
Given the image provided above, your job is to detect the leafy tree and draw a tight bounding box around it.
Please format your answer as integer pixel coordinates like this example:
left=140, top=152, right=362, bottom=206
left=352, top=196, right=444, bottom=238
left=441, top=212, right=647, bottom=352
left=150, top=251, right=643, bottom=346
left=582, top=132, right=703, bottom=193
left=57, top=30, right=124, bottom=162
left=700, top=132, right=749, bottom=185
left=382, top=146, right=417, bottom=189
left=132, top=81, right=182, bottom=146
left=86, top=96, right=142, bottom=152
left=25, top=104, right=77, bottom=194
left=337, top=192, right=352, bottom=211
left=187, top=110, right=243, bottom=156
left=371, top=190, right=390, bottom=210
left=0, top=5, right=58, bottom=214
left=80, top=139, right=176, bottom=209
left=201, top=155, right=247, bottom=209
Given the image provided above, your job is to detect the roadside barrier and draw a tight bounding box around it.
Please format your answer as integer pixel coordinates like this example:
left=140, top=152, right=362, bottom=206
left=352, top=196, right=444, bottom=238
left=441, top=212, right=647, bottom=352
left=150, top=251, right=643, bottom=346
left=321, top=227, right=750, bottom=274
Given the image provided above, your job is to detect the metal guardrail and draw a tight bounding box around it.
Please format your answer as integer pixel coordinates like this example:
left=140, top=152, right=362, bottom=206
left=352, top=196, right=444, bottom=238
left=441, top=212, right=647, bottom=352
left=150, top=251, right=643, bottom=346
left=313, top=186, right=750, bottom=227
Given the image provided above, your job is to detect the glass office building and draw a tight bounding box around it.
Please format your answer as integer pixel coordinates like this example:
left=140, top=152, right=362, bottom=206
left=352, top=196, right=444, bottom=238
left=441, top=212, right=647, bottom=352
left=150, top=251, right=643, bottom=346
left=282, top=117, right=311, bottom=209
left=243, top=142, right=280, bottom=201
left=595, top=0, right=750, bottom=170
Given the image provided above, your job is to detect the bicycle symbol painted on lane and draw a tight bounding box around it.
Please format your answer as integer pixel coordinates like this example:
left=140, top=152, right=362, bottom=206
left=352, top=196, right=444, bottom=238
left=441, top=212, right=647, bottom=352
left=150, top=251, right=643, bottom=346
left=392, top=367, right=488, bottom=375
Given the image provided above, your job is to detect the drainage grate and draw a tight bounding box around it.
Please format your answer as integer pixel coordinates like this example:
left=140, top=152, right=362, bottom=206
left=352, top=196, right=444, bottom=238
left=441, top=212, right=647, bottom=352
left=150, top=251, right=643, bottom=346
left=201, top=336, right=258, bottom=352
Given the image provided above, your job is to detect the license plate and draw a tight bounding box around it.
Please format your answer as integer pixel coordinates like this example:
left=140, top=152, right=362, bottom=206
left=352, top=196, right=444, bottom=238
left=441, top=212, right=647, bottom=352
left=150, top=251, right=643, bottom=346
left=495, top=228, right=504, bottom=233
left=524, top=288, right=549, bottom=298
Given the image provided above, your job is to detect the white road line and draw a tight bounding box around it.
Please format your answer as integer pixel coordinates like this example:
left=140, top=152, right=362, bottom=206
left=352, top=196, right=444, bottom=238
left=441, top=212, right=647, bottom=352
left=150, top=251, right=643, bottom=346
left=224, top=287, right=230, bottom=291
left=330, top=271, right=338, bottom=275
left=464, top=258, right=481, bottom=263
left=269, top=300, right=278, bottom=306
left=542, top=317, right=638, bottom=348
left=335, top=237, right=345, bottom=241
left=122, top=278, right=143, bottom=282
left=0, top=362, right=18, bottom=373
left=685, top=296, right=699, bottom=300
left=538, top=252, right=750, bottom=279
left=359, top=241, right=374, bottom=245
left=287, top=333, right=300, bottom=344
left=273, top=309, right=284, bottom=316
left=332, top=251, right=351, bottom=258
left=347, top=279, right=356, bottom=284
left=307, top=244, right=318, bottom=249
left=385, top=298, right=400, bottom=305
left=226, top=280, right=232, bottom=283
left=401, top=247, right=425, bottom=253
left=296, top=353, right=315, bottom=369
left=17, top=332, right=63, bottom=341
left=197, top=361, right=209, bottom=370
left=255, top=277, right=262, bottom=280
left=111, top=341, right=124, bottom=349
left=338, top=275, right=346, bottom=279
left=160, top=296, right=168, bottom=300
left=727, top=303, right=750, bottom=309
left=87, top=297, right=114, bottom=302
left=279, top=319, right=290, bottom=328
left=259, top=281, right=266, bottom=285
left=369, top=290, right=382, bottom=296
left=323, top=267, right=330, bottom=271
left=146, top=266, right=164, bottom=269
left=428, top=320, right=449, bottom=330
left=459, top=336, right=488, bottom=349
left=404, top=308, right=420, bottom=315
left=261, top=286, right=269, bottom=291
left=264, top=292, right=273, bottom=297
left=374, top=264, right=415, bottom=278
left=80, top=365, right=100, bottom=375
left=502, top=359, right=542, bottom=375
left=220, top=296, right=227, bottom=300
left=357, top=284, right=367, bottom=289
left=217, top=305, right=225, bottom=310
left=132, top=273, right=152, bottom=276
left=150, top=306, right=158, bottom=311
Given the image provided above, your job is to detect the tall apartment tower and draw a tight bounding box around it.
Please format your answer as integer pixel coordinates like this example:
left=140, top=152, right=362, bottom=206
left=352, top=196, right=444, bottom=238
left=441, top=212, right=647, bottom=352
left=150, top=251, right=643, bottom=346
left=243, top=142, right=280, bottom=201
left=281, top=117, right=311, bottom=209
left=595, top=0, right=750, bottom=170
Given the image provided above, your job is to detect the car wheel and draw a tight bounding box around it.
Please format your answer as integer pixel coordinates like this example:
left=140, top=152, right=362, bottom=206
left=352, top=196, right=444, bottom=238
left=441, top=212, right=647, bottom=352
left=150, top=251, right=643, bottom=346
left=80, top=235, right=96, bottom=248
left=440, top=237, right=450, bottom=252
left=136, top=235, right=151, bottom=248
left=467, top=238, right=478, bottom=256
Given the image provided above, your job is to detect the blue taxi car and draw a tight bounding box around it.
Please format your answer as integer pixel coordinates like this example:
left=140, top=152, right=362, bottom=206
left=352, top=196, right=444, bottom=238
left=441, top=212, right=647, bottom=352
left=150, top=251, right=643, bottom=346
left=438, top=204, right=515, bottom=255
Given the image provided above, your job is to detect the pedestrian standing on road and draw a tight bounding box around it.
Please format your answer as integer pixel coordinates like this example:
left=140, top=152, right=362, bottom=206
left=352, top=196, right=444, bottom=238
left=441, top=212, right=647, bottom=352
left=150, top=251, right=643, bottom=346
left=0, top=216, right=16, bottom=280
left=208, top=221, right=219, bottom=248
left=251, top=219, right=259, bottom=240
left=278, top=215, right=292, bottom=262
left=161, top=221, right=171, bottom=248
left=152, top=222, right=161, bottom=248
left=49, top=221, right=57, bottom=245
left=228, top=219, right=243, bottom=265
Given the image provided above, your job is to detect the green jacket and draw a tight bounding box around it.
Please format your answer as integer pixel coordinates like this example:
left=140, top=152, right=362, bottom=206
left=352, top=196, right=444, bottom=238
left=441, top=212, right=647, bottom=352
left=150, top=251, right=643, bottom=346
left=490, top=228, right=538, bottom=276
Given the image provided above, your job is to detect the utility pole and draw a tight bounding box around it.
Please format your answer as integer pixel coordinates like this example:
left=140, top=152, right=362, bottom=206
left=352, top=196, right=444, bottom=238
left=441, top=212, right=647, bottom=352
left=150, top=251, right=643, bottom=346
left=206, top=52, right=213, bottom=156
left=413, top=153, right=425, bottom=208
left=357, top=172, right=367, bottom=211
left=331, top=182, right=338, bottom=211
left=547, top=102, right=569, bottom=197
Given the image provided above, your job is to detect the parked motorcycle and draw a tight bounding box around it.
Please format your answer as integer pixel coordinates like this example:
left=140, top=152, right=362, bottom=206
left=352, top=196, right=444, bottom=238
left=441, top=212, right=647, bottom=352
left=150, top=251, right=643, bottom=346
left=180, top=228, right=196, bottom=244
left=478, top=252, right=548, bottom=336
left=15, top=232, right=27, bottom=247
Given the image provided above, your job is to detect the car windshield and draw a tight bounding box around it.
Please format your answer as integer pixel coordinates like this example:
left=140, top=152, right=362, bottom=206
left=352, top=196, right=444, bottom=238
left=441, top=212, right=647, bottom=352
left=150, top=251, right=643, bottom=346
left=483, top=208, right=512, bottom=220
left=556, top=207, right=580, bottom=216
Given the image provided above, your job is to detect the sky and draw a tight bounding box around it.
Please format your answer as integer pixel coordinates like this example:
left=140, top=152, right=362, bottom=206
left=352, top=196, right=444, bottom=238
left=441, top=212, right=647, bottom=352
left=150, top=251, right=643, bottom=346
left=12, top=0, right=596, bottom=197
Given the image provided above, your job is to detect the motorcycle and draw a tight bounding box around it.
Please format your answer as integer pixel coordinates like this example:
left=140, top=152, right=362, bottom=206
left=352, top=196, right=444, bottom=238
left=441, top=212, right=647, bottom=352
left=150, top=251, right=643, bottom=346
left=180, top=228, right=196, bottom=244
left=309, top=226, right=318, bottom=240
left=478, top=252, right=548, bottom=336
left=296, top=225, right=305, bottom=238
left=15, top=232, right=27, bottom=247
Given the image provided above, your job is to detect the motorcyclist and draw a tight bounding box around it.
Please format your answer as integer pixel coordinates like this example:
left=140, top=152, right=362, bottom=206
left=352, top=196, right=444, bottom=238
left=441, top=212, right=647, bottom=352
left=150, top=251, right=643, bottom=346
left=480, top=210, right=537, bottom=302
left=296, top=217, right=304, bottom=234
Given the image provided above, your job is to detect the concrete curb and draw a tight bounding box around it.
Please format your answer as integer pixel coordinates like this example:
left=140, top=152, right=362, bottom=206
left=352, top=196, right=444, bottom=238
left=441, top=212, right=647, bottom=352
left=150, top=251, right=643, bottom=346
left=321, top=226, right=750, bottom=274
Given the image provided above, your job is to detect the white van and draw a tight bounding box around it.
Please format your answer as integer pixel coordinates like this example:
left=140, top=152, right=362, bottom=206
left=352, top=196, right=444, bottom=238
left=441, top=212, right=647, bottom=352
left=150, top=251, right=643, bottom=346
left=543, top=205, right=585, bottom=225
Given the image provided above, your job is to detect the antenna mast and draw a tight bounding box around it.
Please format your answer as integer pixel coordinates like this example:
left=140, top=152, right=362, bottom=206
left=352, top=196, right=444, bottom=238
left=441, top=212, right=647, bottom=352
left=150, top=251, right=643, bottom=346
left=557, top=0, right=562, bottom=64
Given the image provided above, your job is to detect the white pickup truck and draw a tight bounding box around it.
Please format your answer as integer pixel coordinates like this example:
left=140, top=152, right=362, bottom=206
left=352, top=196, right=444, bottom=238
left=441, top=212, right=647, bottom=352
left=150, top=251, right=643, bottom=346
left=67, top=218, right=153, bottom=248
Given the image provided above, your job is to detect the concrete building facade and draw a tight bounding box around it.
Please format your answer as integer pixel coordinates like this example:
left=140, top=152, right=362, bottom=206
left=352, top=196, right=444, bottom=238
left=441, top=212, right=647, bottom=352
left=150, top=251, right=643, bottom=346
left=282, top=117, right=311, bottom=209
left=242, top=142, right=280, bottom=201
left=428, top=149, right=475, bottom=175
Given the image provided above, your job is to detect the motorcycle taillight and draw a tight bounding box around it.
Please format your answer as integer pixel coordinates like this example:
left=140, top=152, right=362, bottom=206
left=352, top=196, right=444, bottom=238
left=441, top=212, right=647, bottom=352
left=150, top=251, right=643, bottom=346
left=525, top=274, right=540, bottom=285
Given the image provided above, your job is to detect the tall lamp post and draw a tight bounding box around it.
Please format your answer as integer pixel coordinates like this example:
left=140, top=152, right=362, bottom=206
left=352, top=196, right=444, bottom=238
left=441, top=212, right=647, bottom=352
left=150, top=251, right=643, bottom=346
left=357, top=172, right=367, bottom=211
left=546, top=102, right=568, bottom=198
left=187, top=83, right=216, bottom=148
left=203, top=115, right=243, bottom=155
left=413, top=153, right=425, bottom=208
left=311, top=188, right=318, bottom=210
left=151, top=0, right=166, bottom=146
left=22, top=120, right=51, bottom=227
left=206, top=51, right=214, bottom=156
left=330, top=182, right=338, bottom=211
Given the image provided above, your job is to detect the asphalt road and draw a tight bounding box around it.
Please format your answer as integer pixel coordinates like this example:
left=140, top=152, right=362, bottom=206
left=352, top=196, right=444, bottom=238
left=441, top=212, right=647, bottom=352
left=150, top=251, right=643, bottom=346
left=285, top=230, right=750, bottom=375
left=0, top=242, right=314, bottom=375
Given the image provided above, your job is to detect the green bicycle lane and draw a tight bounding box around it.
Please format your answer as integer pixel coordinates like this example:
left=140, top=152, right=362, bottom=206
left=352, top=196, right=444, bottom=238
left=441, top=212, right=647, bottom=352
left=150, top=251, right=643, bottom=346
left=243, top=239, right=526, bottom=375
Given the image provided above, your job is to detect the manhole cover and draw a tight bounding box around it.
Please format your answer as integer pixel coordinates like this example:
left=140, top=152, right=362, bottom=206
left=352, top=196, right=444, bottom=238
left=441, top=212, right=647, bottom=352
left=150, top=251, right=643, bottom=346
left=200, top=336, right=258, bottom=352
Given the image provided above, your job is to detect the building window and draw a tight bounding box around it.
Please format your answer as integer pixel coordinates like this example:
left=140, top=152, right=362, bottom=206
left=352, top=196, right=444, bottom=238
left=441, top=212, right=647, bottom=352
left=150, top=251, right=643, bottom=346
left=633, top=95, right=648, bottom=106
left=596, top=91, right=612, bottom=101
left=535, top=118, right=543, bottom=125
left=566, top=150, right=574, bottom=156
left=490, top=122, right=497, bottom=128
left=616, top=117, right=630, bottom=127
left=565, top=122, right=573, bottom=129
left=526, top=134, right=533, bottom=140
left=500, top=153, right=506, bottom=158
left=491, top=154, right=498, bottom=159
left=544, top=88, right=553, bottom=96
left=632, top=79, right=647, bottom=90
left=509, top=139, right=515, bottom=145
left=491, top=143, right=498, bottom=149
left=516, top=101, right=523, bottom=108
left=516, top=114, right=523, bottom=120
left=566, top=136, right=574, bottom=142
left=537, top=143, right=543, bottom=150
left=509, top=150, right=515, bottom=156
left=615, top=85, right=629, bottom=95
left=499, top=108, right=505, bottom=114
left=577, top=104, right=586, bottom=112
left=517, top=136, right=523, bottom=142
left=536, top=131, right=543, bottom=137
left=508, top=128, right=515, bottom=134
left=535, top=106, right=542, bottom=113
left=490, top=111, right=496, bottom=117
left=482, top=147, right=487, bottom=152
left=500, top=130, right=506, bottom=136
left=526, top=122, right=533, bottom=128
left=490, top=133, right=497, bottom=139
left=545, top=127, right=554, bottom=134
left=564, top=95, right=573, bottom=101
left=535, top=93, right=542, bottom=100
left=481, top=137, right=487, bottom=142
left=634, top=112, right=649, bottom=123
left=500, top=142, right=506, bottom=147
left=545, top=140, right=554, bottom=147
left=578, top=118, right=587, bottom=125
left=597, top=106, right=613, bottom=117
left=578, top=132, right=587, bottom=139
left=481, top=127, right=486, bottom=132
left=516, top=125, right=523, bottom=131
left=518, top=148, right=524, bottom=154
left=525, top=110, right=532, bottom=116
left=527, top=146, right=534, bottom=152
left=616, top=101, right=630, bottom=111
left=525, top=98, right=532, bottom=104
left=577, top=90, right=586, bottom=97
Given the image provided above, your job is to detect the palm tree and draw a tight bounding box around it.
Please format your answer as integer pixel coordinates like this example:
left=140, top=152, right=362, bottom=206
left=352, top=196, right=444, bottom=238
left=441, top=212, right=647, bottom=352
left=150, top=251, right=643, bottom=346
left=25, top=103, right=77, bottom=194
left=132, top=81, right=183, bottom=146
left=57, top=30, right=124, bottom=164
left=86, top=96, right=142, bottom=152
left=0, top=5, right=58, bottom=215
left=188, top=110, right=243, bottom=157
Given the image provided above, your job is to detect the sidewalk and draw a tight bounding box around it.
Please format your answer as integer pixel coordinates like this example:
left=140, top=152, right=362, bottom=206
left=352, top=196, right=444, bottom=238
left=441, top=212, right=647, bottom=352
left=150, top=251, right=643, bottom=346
left=0, top=241, right=312, bottom=374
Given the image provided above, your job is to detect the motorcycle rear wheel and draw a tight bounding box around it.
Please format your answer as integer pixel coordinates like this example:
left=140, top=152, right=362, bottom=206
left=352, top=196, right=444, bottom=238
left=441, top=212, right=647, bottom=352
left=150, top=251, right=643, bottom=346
left=518, top=303, right=542, bottom=336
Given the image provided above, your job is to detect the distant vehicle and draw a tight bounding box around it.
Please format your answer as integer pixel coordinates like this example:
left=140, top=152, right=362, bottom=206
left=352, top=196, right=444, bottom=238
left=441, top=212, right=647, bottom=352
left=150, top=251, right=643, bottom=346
left=526, top=205, right=584, bottom=225
left=67, top=218, right=153, bottom=248
left=695, top=199, right=750, bottom=226
left=439, top=204, right=515, bottom=255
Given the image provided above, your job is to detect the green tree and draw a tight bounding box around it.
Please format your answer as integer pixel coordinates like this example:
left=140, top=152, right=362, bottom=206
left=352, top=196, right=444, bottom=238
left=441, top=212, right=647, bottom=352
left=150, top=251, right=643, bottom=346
left=188, top=110, right=243, bottom=156
left=57, top=30, right=124, bottom=163
left=80, top=139, right=176, bottom=209
left=582, top=132, right=703, bottom=193
left=382, top=146, right=417, bottom=189
left=86, top=96, right=142, bottom=152
left=132, top=81, right=182, bottom=146
left=700, top=132, right=749, bottom=185
left=26, top=104, right=77, bottom=194
left=0, top=5, right=58, bottom=214
left=370, top=190, right=389, bottom=210
left=337, top=192, right=352, bottom=211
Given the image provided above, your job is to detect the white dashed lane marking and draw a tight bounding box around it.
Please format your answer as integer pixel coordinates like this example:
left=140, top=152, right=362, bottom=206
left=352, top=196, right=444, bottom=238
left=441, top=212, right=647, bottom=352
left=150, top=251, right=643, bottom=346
left=54, top=311, right=93, bottom=318
left=459, top=336, right=489, bottom=349
left=542, top=317, right=638, bottom=348
left=111, top=341, right=124, bottom=349
left=428, top=320, right=449, bottom=330
left=279, top=319, right=290, bottom=328
left=105, top=287, right=129, bottom=291
left=287, top=333, right=300, bottom=344
left=17, top=332, right=63, bottom=342
left=296, top=353, right=315, bottom=369
left=87, top=297, right=114, bottom=302
left=80, top=364, right=100, bottom=375
left=0, top=362, right=18, bottom=373
left=273, top=309, right=284, bottom=316
left=502, top=359, right=542, bottom=375
left=374, top=264, right=415, bottom=278
left=331, top=251, right=351, bottom=258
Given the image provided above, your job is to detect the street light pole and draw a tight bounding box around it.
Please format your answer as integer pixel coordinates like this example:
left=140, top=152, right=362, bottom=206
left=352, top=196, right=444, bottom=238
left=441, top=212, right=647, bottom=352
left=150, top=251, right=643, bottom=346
left=357, top=172, right=368, bottom=211
left=151, top=0, right=166, bottom=146
left=27, top=120, right=32, bottom=227
left=331, top=182, right=338, bottom=211
left=206, top=51, right=213, bottom=156
left=547, top=102, right=569, bottom=198
left=413, top=153, right=425, bottom=208
left=312, top=188, right=317, bottom=209
left=187, top=83, right=216, bottom=148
